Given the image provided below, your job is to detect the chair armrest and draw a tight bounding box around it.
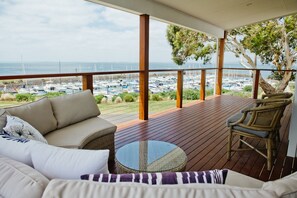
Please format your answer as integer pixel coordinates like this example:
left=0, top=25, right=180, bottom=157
left=262, top=92, right=293, bottom=99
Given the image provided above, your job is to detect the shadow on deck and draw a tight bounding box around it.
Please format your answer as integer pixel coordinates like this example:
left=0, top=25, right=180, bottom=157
left=114, top=95, right=296, bottom=181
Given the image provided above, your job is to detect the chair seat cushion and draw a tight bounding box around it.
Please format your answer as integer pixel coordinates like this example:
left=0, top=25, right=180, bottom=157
left=45, top=117, right=116, bottom=148
left=226, top=112, right=250, bottom=127
left=233, top=126, right=269, bottom=138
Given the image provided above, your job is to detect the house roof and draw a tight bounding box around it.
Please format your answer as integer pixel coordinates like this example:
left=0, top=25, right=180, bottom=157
left=87, top=0, right=297, bottom=38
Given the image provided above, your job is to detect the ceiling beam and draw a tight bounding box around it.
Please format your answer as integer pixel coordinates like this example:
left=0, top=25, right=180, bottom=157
left=86, top=0, right=225, bottom=38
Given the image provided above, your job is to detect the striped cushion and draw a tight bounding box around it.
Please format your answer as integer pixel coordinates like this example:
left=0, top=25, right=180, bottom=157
left=81, top=169, right=228, bottom=185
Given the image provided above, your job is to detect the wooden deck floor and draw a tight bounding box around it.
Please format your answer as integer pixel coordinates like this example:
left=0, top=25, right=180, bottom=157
left=113, top=95, right=296, bottom=181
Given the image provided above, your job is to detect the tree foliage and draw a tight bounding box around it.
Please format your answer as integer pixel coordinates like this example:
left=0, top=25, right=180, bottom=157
left=166, top=14, right=297, bottom=94
left=166, top=26, right=216, bottom=65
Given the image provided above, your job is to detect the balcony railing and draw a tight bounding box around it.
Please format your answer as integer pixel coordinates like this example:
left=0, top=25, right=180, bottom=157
left=0, top=67, right=295, bottom=122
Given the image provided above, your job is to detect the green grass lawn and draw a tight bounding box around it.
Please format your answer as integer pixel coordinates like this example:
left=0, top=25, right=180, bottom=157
left=0, top=101, right=22, bottom=108
left=98, top=100, right=193, bottom=115
left=0, top=99, right=193, bottom=115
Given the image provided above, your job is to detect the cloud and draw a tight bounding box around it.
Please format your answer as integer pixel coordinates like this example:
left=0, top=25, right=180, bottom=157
left=0, top=0, right=170, bottom=62
left=0, top=0, right=237, bottom=64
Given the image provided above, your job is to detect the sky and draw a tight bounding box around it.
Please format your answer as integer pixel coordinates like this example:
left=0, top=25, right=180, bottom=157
left=0, top=0, right=236, bottom=63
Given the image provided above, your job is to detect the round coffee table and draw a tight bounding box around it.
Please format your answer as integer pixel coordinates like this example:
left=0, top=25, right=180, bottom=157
left=115, top=140, right=187, bottom=173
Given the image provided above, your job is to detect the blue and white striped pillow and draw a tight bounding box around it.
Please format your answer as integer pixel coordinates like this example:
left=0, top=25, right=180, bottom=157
left=81, top=169, right=228, bottom=185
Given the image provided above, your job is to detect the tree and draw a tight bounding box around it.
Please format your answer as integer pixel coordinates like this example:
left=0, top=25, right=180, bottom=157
left=166, top=14, right=297, bottom=94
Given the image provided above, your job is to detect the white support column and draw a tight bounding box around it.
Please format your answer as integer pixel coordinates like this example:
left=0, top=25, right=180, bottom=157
left=287, top=77, right=297, bottom=157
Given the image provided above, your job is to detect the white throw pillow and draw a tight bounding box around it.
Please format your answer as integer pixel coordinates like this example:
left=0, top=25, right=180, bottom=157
left=31, top=143, right=109, bottom=179
left=0, top=133, right=36, bottom=166
left=3, top=115, right=47, bottom=144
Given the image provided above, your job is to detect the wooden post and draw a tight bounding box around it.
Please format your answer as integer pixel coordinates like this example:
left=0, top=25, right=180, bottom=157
left=200, top=70, right=206, bottom=100
left=215, top=31, right=227, bottom=95
left=176, top=70, right=183, bottom=108
left=82, top=74, right=93, bottom=94
left=252, top=70, right=260, bottom=99
left=139, top=14, right=149, bottom=120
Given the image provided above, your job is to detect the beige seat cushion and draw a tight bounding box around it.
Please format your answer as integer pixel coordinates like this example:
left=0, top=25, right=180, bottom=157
left=50, top=90, right=100, bottom=129
left=45, top=117, right=116, bottom=148
left=42, top=179, right=278, bottom=198
left=5, top=98, right=57, bottom=135
left=0, top=155, right=49, bottom=198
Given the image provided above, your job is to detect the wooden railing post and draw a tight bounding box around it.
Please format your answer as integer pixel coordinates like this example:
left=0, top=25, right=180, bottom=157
left=82, top=74, right=93, bottom=94
left=139, top=14, right=149, bottom=120
left=200, top=70, right=206, bottom=100
left=176, top=70, right=183, bottom=108
left=215, top=31, right=227, bottom=95
left=252, top=70, right=260, bottom=99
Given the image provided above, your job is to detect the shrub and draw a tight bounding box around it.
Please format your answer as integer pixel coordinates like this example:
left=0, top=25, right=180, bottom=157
left=114, top=96, right=123, bottom=103
left=222, top=89, right=231, bottom=94
left=243, top=85, right=252, bottom=92
left=124, top=94, right=135, bottom=102
left=206, top=88, right=214, bottom=96
left=169, top=91, right=176, bottom=100
left=0, top=91, right=2, bottom=98
left=16, top=93, right=36, bottom=102
left=118, top=93, right=127, bottom=100
left=183, top=89, right=199, bottom=100
left=94, top=94, right=105, bottom=104
left=112, top=95, right=118, bottom=102
left=101, top=97, right=108, bottom=104
left=151, top=94, right=162, bottom=101
left=0, top=93, right=16, bottom=101
left=45, top=92, right=65, bottom=98
left=130, top=92, right=139, bottom=99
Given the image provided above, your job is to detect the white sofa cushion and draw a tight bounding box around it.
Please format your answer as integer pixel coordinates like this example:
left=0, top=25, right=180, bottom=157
left=0, top=133, right=36, bottom=166
left=3, top=115, right=47, bottom=143
left=31, top=142, right=109, bottom=180
left=45, top=117, right=116, bottom=148
left=50, top=90, right=100, bottom=129
left=262, top=171, right=297, bottom=198
left=0, top=155, right=49, bottom=198
left=6, top=97, right=57, bottom=135
left=42, top=180, right=278, bottom=198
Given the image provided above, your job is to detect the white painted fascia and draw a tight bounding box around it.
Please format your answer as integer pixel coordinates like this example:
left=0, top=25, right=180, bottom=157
left=287, top=77, right=297, bottom=157
left=86, top=0, right=225, bottom=38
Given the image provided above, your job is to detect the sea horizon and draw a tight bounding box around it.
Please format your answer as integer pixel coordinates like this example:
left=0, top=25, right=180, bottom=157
left=0, top=61, right=278, bottom=77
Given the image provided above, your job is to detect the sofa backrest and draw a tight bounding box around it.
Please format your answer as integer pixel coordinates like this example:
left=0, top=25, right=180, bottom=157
left=42, top=180, right=278, bottom=198
left=0, top=155, right=49, bottom=198
left=5, top=97, right=57, bottom=135
left=49, top=90, right=100, bottom=129
left=0, top=109, right=10, bottom=131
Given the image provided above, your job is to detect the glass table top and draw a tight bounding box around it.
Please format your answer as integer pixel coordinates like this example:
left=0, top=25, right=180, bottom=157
left=116, top=140, right=187, bottom=172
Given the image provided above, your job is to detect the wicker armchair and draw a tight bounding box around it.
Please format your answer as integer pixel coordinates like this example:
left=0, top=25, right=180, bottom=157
left=226, top=99, right=291, bottom=171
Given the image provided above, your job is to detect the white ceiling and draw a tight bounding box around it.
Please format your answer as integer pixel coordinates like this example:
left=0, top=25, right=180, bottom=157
left=152, top=0, right=297, bottom=29
left=88, top=0, right=297, bottom=37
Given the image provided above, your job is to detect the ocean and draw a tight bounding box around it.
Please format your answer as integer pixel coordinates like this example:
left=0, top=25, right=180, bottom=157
left=0, top=62, right=273, bottom=77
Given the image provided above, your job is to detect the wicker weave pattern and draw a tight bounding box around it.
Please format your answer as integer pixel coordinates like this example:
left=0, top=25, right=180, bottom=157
left=83, top=133, right=115, bottom=161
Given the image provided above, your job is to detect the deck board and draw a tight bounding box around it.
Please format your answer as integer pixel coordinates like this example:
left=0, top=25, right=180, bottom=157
left=113, top=95, right=296, bottom=181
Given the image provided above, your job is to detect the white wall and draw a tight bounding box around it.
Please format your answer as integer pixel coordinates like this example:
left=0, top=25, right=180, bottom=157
left=287, top=77, right=297, bottom=157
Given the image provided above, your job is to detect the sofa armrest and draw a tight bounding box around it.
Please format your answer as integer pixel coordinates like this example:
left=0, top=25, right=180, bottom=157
left=225, top=170, right=264, bottom=188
